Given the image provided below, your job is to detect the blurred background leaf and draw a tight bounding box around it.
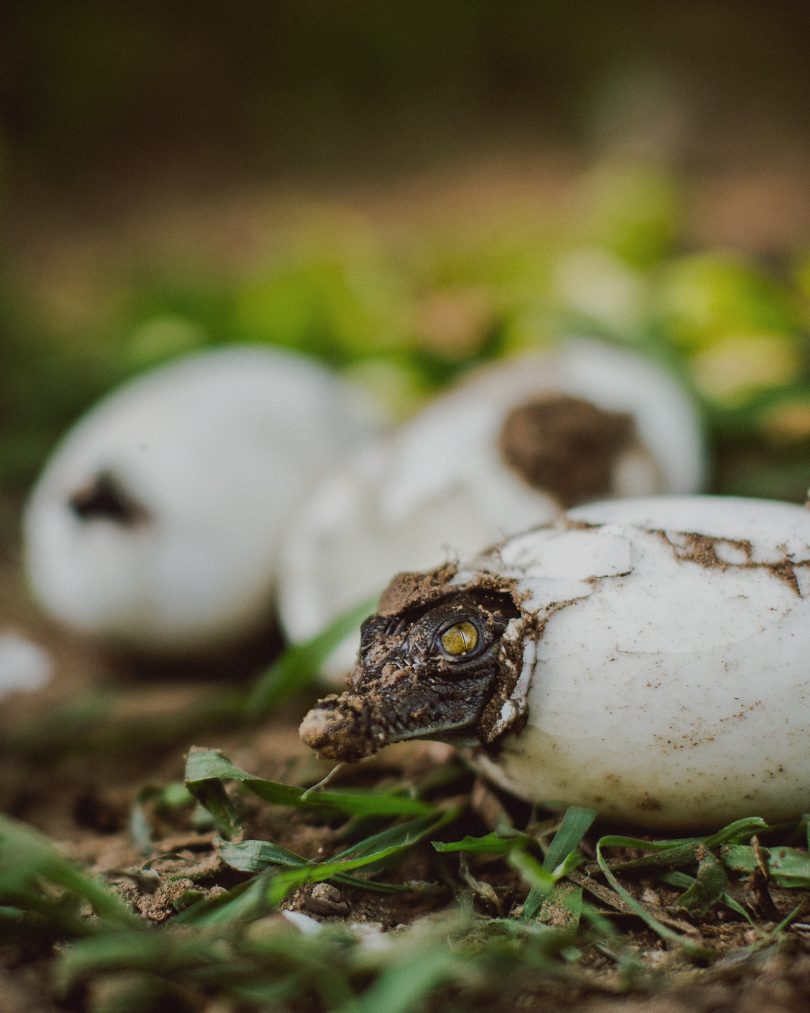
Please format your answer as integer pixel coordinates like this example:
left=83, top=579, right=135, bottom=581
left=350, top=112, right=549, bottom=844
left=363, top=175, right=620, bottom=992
left=1, top=2, right=808, bottom=497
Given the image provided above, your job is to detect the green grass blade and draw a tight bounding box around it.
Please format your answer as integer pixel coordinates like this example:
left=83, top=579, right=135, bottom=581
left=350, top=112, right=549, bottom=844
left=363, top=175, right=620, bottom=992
left=669, top=851, right=728, bottom=915
left=703, top=817, right=769, bottom=849
left=245, top=596, right=377, bottom=718
left=219, top=839, right=311, bottom=873
left=173, top=876, right=270, bottom=926
left=349, top=948, right=456, bottom=1013
left=218, top=839, right=414, bottom=894
left=523, top=806, right=596, bottom=920
left=185, top=748, right=436, bottom=826
left=509, top=850, right=556, bottom=901
left=0, top=815, right=139, bottom=930
left=432, top=830, right=530, bottom=855
left=596, top=835, right=710, bottom=956
left=542, top=807, right=597, bottom=872
left=58, top=932, right=180, bottom=987
left=606, top=817, right=770, bottom=874
left=721, top=843, right=810, bottom=887
left=5, top=688, right=248, bottom=760
left=660, top=870, right=756, bottom=926
left=329, top=816, right=446, bottom=863
left=267, top=806, right=461, bottom=904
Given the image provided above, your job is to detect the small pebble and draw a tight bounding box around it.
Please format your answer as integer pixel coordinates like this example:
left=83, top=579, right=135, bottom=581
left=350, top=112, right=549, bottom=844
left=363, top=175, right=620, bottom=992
left=281, top=910, right=323, bottom=935
left=0, top=632, right=53, bottom=700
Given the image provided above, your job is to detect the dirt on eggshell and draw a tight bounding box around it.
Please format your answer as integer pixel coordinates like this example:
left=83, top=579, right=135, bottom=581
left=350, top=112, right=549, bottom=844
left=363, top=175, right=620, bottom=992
left=498, top=394, right=637, bottom=506
left=376, top=563, right=461, bottom=615
left=655, top=528, right=810, bottom=595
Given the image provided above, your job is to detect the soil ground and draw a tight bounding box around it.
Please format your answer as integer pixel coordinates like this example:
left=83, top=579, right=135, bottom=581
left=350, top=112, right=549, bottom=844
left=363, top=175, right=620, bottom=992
left=2, top=159, right=810, bottom=1010
left=2, top=528, right=809, bottom=1011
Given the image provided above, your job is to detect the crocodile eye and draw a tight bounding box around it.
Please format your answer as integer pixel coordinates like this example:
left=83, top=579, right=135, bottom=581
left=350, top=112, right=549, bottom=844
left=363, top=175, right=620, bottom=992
left=439, top=620, right=480, bottom=657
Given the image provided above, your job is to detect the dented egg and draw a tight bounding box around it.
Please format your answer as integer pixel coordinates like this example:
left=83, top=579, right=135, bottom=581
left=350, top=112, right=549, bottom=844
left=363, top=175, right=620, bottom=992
left=301, top=495, right=810, bottom=829
left=279, top=339, right=706, bottom=683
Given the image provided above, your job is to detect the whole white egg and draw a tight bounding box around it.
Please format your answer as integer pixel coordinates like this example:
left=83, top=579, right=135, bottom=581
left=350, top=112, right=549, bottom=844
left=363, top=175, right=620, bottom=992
left=24, top=345, right=377, bottom=654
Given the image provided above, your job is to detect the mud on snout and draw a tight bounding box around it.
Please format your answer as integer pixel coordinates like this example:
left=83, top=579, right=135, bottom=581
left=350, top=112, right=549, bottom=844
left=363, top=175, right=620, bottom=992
left=299, top=577, right=522, bottom=762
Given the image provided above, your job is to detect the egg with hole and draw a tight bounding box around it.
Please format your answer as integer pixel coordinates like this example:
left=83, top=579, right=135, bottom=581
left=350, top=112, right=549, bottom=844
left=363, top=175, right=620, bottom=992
left=301, top=495, right=810, bottom=829
left=279, top=339, right=706, bottom=684
left=24, top=346, right=378, bottom=654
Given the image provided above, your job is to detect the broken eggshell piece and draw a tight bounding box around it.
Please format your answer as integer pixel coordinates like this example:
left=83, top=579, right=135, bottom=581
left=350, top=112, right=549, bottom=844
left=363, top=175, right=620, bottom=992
left=24, top=346, right=379, bottom=654
left=279, top=339, right=706, bottom=683
left=301, top=496, right=810, bottom=829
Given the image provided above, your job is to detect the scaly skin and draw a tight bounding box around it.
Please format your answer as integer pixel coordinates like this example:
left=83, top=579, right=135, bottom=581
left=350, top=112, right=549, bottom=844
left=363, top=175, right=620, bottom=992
left=300, top=590, right=518, bottom=760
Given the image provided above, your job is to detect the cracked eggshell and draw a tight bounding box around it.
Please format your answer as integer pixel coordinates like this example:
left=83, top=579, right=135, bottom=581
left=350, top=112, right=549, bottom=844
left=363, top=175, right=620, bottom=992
left=278, top=339, right=706, bottom=682
left=24, top=346, right=378, bottom=654
left=460, top=495, right=810, bottom=829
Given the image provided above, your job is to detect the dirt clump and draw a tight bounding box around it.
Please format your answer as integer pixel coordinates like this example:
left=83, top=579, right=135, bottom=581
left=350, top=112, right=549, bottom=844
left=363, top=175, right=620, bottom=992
left=498, top=394, right=637, bottom=506
left=377, top=563, right=460, bottom=615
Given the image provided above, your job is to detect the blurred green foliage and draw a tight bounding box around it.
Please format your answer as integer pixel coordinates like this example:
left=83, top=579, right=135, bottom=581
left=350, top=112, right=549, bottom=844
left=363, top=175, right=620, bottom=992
left=2, top=163, right=809, bottom=501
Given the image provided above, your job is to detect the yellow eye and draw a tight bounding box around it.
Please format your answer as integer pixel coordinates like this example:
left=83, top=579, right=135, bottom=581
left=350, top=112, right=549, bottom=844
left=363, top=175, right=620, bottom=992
left=439, top=620, right=479, bottom=656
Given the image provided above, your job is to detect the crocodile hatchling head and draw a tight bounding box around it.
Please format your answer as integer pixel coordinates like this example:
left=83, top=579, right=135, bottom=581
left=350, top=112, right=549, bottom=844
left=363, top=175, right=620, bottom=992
left=299, top=571, right=521, bottom=762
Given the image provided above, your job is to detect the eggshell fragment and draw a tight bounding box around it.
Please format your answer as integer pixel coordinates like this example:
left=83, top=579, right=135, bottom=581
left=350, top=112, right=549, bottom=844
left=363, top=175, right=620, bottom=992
left=278, top=339, right=706, bottom=682
left=0, top=633, right=53, bottom=700
left=24, top=346, right=378, bottom=653
left=460, top=496, right=810, bottom=828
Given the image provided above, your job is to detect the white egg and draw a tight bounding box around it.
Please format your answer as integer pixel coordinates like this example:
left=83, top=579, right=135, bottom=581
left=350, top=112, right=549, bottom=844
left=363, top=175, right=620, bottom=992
left=301, top=495, right=810, bottom=829
left=463, top=496, right=810, bottom=828
left=279, top=339, right=706, bottom=682
left=24, top=346, right=377, bottom=654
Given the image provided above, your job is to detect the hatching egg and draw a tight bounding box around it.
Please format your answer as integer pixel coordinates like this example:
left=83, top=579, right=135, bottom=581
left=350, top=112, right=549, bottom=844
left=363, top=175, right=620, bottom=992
left=280, top=339, right=706, bottom=683
left=301, top=495, right=810, bottom=829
